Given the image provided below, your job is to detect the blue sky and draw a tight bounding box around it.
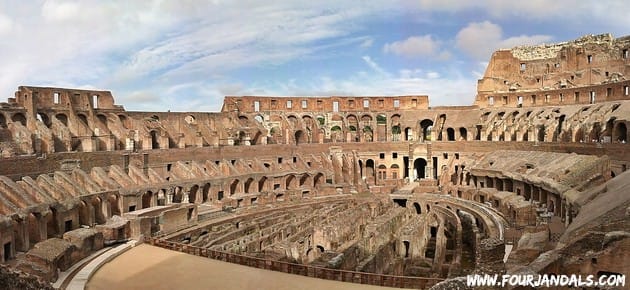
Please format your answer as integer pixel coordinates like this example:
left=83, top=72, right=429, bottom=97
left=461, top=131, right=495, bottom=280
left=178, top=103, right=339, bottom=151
left=0, top=0, right=627, bottom=112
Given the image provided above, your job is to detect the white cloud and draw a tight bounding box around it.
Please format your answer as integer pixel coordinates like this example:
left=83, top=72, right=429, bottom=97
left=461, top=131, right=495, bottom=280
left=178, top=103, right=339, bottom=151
left=384, top=35, right=441, bottom=58
left=362, top=56, right=390, bottom=77
left=360, top=38, right=374, bottom=48
left=455, top=21, right=552, bottom=60
left=0, top=13, right=13, bottom=35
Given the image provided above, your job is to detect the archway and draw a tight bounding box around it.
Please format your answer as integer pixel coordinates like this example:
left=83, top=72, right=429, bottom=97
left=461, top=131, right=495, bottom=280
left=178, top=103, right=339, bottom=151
left=447, top=128, right=455, bottom=141
left=150, top=131, right=159, bottom=149
left=11, top=113, right=26, bottom=126
left=295, top=130, right=306, bottom=145
left=413, top=158, right=427, bottom=180
left=459, top=127, right=467, bottom=141
left=614, top=122, right=627, bottom=142
left=229, top=179, right=239, bottom=196
left=420, top=119, right=433, bottom=141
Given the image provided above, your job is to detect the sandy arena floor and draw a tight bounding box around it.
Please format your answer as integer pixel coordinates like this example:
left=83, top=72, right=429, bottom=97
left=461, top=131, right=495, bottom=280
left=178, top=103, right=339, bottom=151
left=86, top=244, right=404, bottom=290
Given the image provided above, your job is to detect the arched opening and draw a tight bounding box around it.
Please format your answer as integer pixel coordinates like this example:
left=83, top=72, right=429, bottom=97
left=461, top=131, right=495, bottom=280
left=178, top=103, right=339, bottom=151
left=365, top=159, right=375, bottom=183
left=285, top=175, right=296, bottom=190
left=77, top=113, right=89, bottom=126
left=294, top=130, right=305, bottom=145
left=404, top=127, right=412, bottom=141
left=142, top=191, right=153, bottom=209
left=538, top=125, right=546, bottom=142
left=403, top=241, right=410, bottom=258
left=244, top=178, right=254, bottom=194
left=11, top=113, right=26, bottom=126
left=420, top=119, right=433, bottom=141
left=36, top=113, right=51, bottom=127
left=118, top=115, right=130, bottom=129
left=258, top=177, right=267, bottom=192
left=189, top=185, right=199, bottom=203
left=413, top=202, right=422, bottom=214
left=55, top=113, right=69, bottom=126
left=313, top=173, right=324, bottom=187
left=150, top=130, right=159, bottom=149
left=377, top=164, right=387, bottom=181
left=614, top=122, right=627, bottom=142
left=299, top=174, right=311, bottom=187
left=229, top=179, right=239, bottom=196
left=413, top=158, right=427, bottom=180
left=202, top=183, right=211, bottom=203
left=392, top=125, right=401, bottom=141
left=459, top=127, right=467, bottom=141
left=97, top=114, right=108, bottom=127
left=447, top=128, right=455, bottom=141
left=393, top=199, right=407, bottom=207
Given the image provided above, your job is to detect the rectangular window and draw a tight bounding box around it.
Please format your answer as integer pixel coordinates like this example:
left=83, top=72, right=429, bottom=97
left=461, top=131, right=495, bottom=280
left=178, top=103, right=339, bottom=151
left=517, top=96, right=523, bottom=105
left=575, top=92, right=580, bottom=102
left=363, top=99, right=369, bottom=108
left=254, top=101, right=260, bottom=112
left=333, top=101, right=339, bottom=112
left=379, top=153, right=385, bottom=159
left=559, top=93, right=564, bottom=102
left=502, top=96, right=508, bottom=105
left=392, top=153, right=398, bottom=159
left=624, top=49, right=629, bottom=59
left=545, top=94, right=550, bottom=103
left=53, top=92, right=60, bottom=104
left=271, top=100, right=277, bottom=109
left=624, top=86, right=629, bottom=96
left=92, top=95, right=99, bottom=109
left=317, top=100, right=323, bottom=109
left=301, top=100, right=307, bottom=109
left=378, top=99, right=384, bottom=107
left=531, top=95, right=536, bottom=104
left=520, top=63, right=526, bottom=71
left=590, top=91, right=596, bottom=104
left=393, top=99, right=400, bottom=108
left=488, top=96, right=494, bottom=105
left=348, top=100, right=355, bottom=108
left=587, top=55, right=593, bottom=63
left=607, top=88, right=612, bottom=97
left=412, top=99, right=417, bottom=107
left=286, top=100, right=292, bottom=109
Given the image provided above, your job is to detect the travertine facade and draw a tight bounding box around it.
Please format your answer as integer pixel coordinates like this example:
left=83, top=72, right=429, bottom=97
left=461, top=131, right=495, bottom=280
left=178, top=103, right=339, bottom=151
left=0, top=34, right=628, bottom=289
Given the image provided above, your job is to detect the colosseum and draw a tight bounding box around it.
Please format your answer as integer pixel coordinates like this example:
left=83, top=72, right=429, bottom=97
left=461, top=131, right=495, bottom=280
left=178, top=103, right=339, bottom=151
left=0, top=33, right=628, bottom=289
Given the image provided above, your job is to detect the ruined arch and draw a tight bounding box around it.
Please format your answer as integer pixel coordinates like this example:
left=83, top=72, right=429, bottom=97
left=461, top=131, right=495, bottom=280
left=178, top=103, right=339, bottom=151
left=55, top=113, right=69, bottom=126
left=189, top=185, right=199, bottom=203
left=229, top=179, right=239, bottom=196
left=11, top=113, right=26, bottom=126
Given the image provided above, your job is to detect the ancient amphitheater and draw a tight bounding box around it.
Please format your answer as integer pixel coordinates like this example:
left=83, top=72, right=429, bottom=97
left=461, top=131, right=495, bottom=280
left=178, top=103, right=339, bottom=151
left=0, top=33, right=628, bottom=289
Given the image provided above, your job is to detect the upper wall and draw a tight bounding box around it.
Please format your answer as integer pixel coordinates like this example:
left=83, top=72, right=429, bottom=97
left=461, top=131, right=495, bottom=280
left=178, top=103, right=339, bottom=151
left=475, top=34, right=630, bottom=108
left=222, top=95, right=430, bottom=113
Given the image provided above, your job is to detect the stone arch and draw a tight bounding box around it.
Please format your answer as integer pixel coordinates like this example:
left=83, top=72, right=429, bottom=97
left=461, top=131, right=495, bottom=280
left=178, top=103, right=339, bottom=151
left=36, top=112, right=51, bottom=127
left=142, top=191, right=154, bottom=209
left=413, top=158, right=427, bottom=180
left=258, top=177, right=268, bottom=192
left=229, top=179, right=240, bottom=196
left=413, top=202, right=422, bottom=214
left=459, top=127, right=468, bottom=141
left=390, top=164, right=400, bottom=179
left=189, top=185, right=199, bottom=203
left=299, top=174, right=311, bottom=187
left=285, top=175, right=297, bottom=190
left=0, top=113, right=6, bottom=128
left=55, top=113, right=69, bottom=126
left=313, top=173, right=325, bottom=187
left=294, top=130, right=306, bottom=145
left=446, top=128, right=455, bottom=141
left=150, top=130, right=160, bottom=149
left=244, top=178, right=255, bottom=194
left=11, top=113, right=26, bottom=126
left=365, top=159, right=375, bottom=183
left=614, top=122, right=627, bottom=142
left=420, top=119, right=433, bottom=141
left=202, top=183, right=211, bottom=203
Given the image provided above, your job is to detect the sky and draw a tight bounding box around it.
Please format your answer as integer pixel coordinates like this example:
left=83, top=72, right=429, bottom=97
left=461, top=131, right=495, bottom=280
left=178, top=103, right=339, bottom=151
left=0, top=1, right=628, bottom=112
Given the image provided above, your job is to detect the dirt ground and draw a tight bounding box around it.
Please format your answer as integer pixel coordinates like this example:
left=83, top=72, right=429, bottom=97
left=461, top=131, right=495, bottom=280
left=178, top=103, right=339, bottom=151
left=86, top=244, right=404, bottom=290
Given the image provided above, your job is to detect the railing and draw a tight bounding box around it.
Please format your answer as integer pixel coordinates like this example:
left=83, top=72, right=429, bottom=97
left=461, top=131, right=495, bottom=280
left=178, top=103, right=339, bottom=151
left=151, top=239, right=443, bottom=289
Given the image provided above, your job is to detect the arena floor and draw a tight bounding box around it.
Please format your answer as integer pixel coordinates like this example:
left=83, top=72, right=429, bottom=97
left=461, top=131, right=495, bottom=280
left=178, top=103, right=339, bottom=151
left=86, top=244, right=404, bottom=290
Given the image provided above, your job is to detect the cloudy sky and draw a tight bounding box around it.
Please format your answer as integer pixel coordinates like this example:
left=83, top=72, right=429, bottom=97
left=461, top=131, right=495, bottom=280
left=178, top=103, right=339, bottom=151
left=0, top=1, right=627, bottom=112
